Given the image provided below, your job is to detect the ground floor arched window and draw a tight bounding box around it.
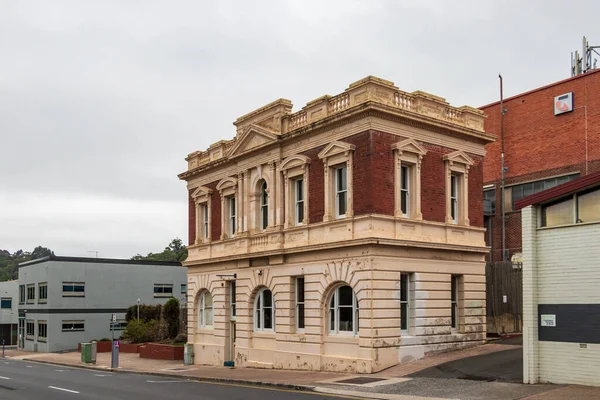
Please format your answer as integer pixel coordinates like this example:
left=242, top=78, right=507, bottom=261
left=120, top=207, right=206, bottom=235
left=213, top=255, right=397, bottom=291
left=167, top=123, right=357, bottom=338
left=197, top=290, right=213, bottom=328
left=329, top=285, right=358, bottom=335
left=254, top=288, right=274, bottom=332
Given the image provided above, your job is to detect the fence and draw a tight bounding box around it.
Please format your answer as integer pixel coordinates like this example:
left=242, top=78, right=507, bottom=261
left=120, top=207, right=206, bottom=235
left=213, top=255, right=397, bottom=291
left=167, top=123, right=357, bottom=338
left=486, top=261, right=523, bottom=334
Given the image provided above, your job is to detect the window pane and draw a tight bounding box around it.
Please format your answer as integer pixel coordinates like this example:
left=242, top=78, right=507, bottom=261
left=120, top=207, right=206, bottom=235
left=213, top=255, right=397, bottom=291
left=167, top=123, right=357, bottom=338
left=297, top=201, right=304, bottom=224
left=297, top=304, right=305, bottom=329
left=204, top=308, right=213, bottom=326
left=264, top=307, right=272, bottom=329
left=401, top=192, right=408, bottom=215
left=451, top=276, right=457, bottom=302
left=262, top=290, right=272, bottom=307
left=578, top=188, right=600, bottom=223
left=338, top=192, right=347, bottom=216
left=451, top=175, right=457, bottom=197
left=543, top=197, right=574, bottom=227
left=329, top=307, right=335, bottom=331
left=204, top=292, right=212, bottom=307
left=262, top=205, right=268, bottom=230
left=64, top=285, right=74, bottom=292
left=338, top=286, right=353, bottom=306
left=401, top=303, right=408, bottom=330
left=297, top=278, right=305, bottom=302
left=338, top=306, right=353, bottom=332
left=230, top=198, right=236, bottom=216
left=400, top=275, right=408, bottom=302
left=337, top=167, right=347, bottom=191
left=74, top=285, right=85, bottom=293
left=401, top=166, right=409, bottom=190
left=451, top=303, right=457, bottom=328
left=296, top=179, right=303, bottom=200
left=261, top=182, right=268, bottom=204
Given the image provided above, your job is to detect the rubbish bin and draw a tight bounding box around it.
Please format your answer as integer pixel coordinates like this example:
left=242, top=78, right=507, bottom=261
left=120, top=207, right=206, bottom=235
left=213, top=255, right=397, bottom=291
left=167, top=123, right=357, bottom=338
left=80, top=343, right=92, bottom=363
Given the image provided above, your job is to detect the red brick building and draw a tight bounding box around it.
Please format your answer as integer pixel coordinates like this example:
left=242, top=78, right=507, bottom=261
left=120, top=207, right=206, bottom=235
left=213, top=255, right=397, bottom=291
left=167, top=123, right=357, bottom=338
left=481, top=69, right=600, bottom=261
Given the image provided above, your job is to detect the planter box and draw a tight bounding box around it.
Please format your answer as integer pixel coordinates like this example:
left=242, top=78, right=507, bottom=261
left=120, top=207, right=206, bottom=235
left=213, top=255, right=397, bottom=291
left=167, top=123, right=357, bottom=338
left=139, top=343, right=184, bottom=361
left=120, top=343, right=144, bottom=353
left=78, top=341, right=112, bottom=353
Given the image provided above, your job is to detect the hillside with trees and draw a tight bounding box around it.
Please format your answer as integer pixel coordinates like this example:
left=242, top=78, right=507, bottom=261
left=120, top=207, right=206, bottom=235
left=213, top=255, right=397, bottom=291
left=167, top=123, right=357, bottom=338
left=0, top=246, right=54, bottom=281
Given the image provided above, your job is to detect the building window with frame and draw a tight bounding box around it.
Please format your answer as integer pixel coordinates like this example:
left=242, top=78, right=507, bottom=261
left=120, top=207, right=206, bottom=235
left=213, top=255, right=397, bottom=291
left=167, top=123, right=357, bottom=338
left=19, top=285, right=25, bottom=304
left=295, top=277, right=305, bottom=331
left=197, top=290, right=214, bottom=328
left=400, top=273, right=410, bottom=332
left=38, top=282, right=48, bottom=304
left=450, top=174, right=459, bottom=224
left=229, top=197, right=237, bottom=237
left=400, top=165, right=410, bottom=217
left=201, top=204, right=209, bottom=240
left=451, top=275, right=459, bottom=329
left=26, top=320, right=35, bottom=339
left=26, top=284, right=35, bottom=303
left=483, top=188, right=496, bottom=216
left=181, top=284, right=187, bottom=294
left=295, top=178, right=305, bottom=226
left=216, top=177, right=239, bottom=239
left=191, top=185, right=213, bottom=244
left=509, top=173, right=579, bottom=211
left=230, top=281, right=236, bottom=319
left=38, top=321, right=48, bottom=342
left=154, top=284, right=173, bottom=298
left=254, top=288, right=274, bottom=332
left=335, top=166, right=348, bottom=218
left=329, top=285, right=359, bottom=335
left=62, top=282, right=85, bottom=297
left=62, top=320, right=85, bottom=331
left=260, top=181, right=269, bottom=231
left=392, top=139, right=427, bottom=220
left=541, top=186, right=600, bottom=227
left=317, top=141, right=355, bottom=222
left=0, top=298, right=12, bottom=309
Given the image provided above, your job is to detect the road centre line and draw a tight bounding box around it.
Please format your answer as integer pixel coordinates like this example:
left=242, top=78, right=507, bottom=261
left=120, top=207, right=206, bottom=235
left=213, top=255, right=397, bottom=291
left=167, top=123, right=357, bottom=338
left=49, top=386, right=80, bottom=394
left=0, top=376, right=10, bottom=380
left=146, top=380, right=189, bottom=383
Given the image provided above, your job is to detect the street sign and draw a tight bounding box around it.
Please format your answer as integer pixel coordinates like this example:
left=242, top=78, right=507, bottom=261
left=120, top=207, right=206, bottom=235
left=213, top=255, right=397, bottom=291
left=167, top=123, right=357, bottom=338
left=111, top=313, right=117, bottom=322
left=115, top=340, right=120, bottom=348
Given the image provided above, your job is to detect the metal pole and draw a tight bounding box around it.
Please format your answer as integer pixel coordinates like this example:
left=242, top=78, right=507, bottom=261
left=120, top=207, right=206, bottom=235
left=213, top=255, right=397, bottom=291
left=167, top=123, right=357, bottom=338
left=499, top=74, right=507, bottom=261
left=137, top=299, right=140, bottom=321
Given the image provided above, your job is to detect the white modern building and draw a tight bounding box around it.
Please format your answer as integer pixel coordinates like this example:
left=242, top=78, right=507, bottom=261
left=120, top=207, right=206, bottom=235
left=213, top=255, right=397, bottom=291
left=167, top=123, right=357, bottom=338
left=0, top=280, right=18, bottom=345
left=18, top=256, right=187, bottom=352
left=517, top=171, right=600, bottom=386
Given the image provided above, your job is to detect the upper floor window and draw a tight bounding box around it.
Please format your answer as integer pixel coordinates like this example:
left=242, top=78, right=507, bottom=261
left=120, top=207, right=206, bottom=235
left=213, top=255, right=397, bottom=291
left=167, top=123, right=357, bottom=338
left=318, top=141, right=355, bottom=222
left=443, top=151, right=473, bottom=226
left=392, top=139, right=427, bottom=220
left=26, top=284, right=35, bottom=303
left=19, top=285, right=25, bottom=304
left=483, top=187, right=496, bottom=216
left=191, top=186, right=213, bottom=244
left=508, top=174, right=579, bottom=212
left=329, top=285, right=358, bottom=335
left=541, top=186, right=600, bottom=227
left=216, top=177, right=239, bottom=239
left=62, top=282, right=85, bottom=297
left=38, top=282, right=48, bottom=303
left=154, top=283, right=173, bottom=298
left=280, top=155, right=310, bottom=228
left=1, top=298, right=12, bottom=309
left=254, top=288, right=274, bottom=332
left=260, top=181, right=269, bottom=231
left=335, top=166, right=348, bottom=218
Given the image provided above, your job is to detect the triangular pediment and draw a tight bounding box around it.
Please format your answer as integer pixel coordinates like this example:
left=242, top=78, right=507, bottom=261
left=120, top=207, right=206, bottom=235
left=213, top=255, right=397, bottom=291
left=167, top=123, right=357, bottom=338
left=317, top=141, right=355, bottom=160
left=228, top=124, right=278, bottom=158
left=443, top=150, right=474, bottom=166
left=391, top=138, right=427, bottom=156
left=191, top=186, right=213, bottom=200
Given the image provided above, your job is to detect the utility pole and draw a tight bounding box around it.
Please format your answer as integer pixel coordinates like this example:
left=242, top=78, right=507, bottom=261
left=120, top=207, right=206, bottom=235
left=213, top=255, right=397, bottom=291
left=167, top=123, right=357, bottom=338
left=499, top=74, right=507, bottom=262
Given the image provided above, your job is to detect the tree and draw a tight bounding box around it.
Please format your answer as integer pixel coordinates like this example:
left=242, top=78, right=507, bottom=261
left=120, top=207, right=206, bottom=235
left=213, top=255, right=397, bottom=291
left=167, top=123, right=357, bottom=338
left=0, top=246, right=55, bottom=282
left=163, top=298, right=180, bottom=339
left=31, top=246, right=54, bottom=259
left=130, top=238, right=187, bottom=262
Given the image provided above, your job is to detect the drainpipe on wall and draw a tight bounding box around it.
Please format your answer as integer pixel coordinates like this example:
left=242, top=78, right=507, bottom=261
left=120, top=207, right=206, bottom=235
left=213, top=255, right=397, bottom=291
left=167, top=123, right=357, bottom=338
left=499, top=74, right=507, bottom=261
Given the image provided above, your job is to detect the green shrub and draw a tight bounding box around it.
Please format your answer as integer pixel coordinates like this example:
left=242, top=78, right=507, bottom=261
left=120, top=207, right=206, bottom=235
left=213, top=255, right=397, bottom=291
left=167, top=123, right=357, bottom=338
left=123, top=319, right=157, bottom=343
left=174, top=333, right=187, bottom=344
left=163, top=298, right=180, bottom=339
left=126, top=304, right=162, bottom=323
left=98, top=338, right=111, bottom=342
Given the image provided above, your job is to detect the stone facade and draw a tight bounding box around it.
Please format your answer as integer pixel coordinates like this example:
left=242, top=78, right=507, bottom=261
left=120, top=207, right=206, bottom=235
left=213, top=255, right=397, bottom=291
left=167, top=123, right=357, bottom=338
left=179, top=76, right=495, bottom=373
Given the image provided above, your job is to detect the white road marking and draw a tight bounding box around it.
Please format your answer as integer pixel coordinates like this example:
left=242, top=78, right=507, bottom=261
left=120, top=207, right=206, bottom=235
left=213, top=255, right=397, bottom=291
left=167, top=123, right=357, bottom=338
left=4, top=362, right=9, bottom=364
left=94, top=374, right=110, bottom=377
left=26, top=365, right=33, bottom=368
left=146, top=380, right=187, bottom=383
left=49, top=386, right=80, bottom=394
left=0, top=376, right=10, bottom=380
left=55, top=369, right=65, bottom=372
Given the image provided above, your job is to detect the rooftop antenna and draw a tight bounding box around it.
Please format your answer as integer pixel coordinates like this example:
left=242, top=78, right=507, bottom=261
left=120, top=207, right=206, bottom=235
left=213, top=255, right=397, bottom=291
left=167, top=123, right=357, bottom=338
left=87, top=251, right=98, bottom=258
left=572, top=36, right=600, bottom=76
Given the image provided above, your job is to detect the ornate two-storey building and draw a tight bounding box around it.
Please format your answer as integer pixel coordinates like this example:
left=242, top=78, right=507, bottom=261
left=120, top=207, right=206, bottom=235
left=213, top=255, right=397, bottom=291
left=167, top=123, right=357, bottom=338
left=179, top=76, right=494, bottom=373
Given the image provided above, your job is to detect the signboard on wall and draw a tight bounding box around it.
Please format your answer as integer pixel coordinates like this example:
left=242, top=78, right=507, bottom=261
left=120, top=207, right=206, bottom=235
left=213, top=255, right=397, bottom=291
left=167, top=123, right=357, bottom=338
left=554, top=92, right=574, bottom=115
left=541, top=314, right=556, bottom=327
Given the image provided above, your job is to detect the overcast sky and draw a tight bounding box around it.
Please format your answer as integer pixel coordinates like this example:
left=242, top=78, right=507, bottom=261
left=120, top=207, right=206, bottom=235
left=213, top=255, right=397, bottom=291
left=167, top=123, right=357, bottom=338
left=1, top=0, right=598, bottom=258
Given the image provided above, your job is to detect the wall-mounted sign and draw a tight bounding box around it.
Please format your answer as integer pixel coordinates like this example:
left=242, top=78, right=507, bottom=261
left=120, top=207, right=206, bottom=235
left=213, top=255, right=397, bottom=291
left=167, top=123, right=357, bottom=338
left=554, top=92, right=573, bottom=115
left=541, top=314, right=556, bottom=327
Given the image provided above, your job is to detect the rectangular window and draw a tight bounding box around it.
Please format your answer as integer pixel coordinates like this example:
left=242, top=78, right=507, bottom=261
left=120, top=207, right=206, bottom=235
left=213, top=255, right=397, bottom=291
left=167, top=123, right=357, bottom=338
left=510, top=174, right=579, bottom=211
left=229, top=197, right=236, bottom=237
left=62, top=320, right=85, bottom=331
left=451, top=275, right=459, bottom=329
left=295, top=178, right=304, bottom=225
left=335, top=166, right=347, bottom=218
left=26, top=284, right=35, bottom=303
left=542, top=197, right=575, bottom=227
left=62, top=282, right=85, bottom=297
left=483, top=189, right=496, bottom=216
left=201, top=204, right=209, bottom=240
left=38, top=321, right=48, bottom=341
left=450, top=174, right=458, bottom=223
left=230, top=281, right=236, bottom=319
left=154, top=284, right=173, bottom=298
left=110, top=320, right=127, bottom=331
left=0, top=298, right=12, bottom=309
left=181, top=284, right=187, bottom=294
left=296, top=277, right=305, bottom=331
left=26, top=320, right=35, bottom=339
left=19, top=285, right=25, bottom=304
left=38, top=282, right=48, bottom=303
left=577, top=187, right=600, bottom=224
left=400, top=165, right=410, bottom=217
left=400, top=274, right=410, bottom=332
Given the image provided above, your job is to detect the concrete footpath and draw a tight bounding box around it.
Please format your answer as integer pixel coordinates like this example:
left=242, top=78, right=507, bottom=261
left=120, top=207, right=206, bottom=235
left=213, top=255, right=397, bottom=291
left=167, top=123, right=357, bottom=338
left=4, top=343, right=600, bottom=400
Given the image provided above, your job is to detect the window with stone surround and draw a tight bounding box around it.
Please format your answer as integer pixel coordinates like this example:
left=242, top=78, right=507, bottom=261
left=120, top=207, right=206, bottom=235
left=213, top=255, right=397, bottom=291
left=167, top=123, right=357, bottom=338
left=392, top=139, right=427, bottom=219
left=260, top=181, right=269, bottom=231
left=443, top=151, right=473, bottom=226
left=280, top=155, right=310, bottom=228
left=216, top=177, right=239, bottom=239
left=191, top=186, right=213, bottom=244
left=197, top=290, right=214, bottom=328
left=328, top=285, right=359, bottom=336
left=254, top=288, right=274, bottom=332
left=318, top=141, right=355, bottom=222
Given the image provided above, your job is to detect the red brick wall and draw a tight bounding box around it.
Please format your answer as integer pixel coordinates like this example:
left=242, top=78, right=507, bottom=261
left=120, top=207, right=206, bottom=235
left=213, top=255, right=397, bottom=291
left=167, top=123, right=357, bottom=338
left=208, top=182, right=221, bottom=241
left=302, top=147, right=324, bottom=223
left=468, top=156, right=484, bottom=228
left=420, top=144, right=447, bottom=223
left=139, top=343, right=184, bottom=360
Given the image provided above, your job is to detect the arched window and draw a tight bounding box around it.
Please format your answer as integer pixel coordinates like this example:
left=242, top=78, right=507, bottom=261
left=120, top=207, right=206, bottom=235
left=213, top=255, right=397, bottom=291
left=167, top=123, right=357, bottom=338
left=260, top=181, right=269, bottom=231
left=254, top=288, right=274, bottom=332
left=329, top=285, right=358, bottom=335
left=197, top=290, right=213, bottom=328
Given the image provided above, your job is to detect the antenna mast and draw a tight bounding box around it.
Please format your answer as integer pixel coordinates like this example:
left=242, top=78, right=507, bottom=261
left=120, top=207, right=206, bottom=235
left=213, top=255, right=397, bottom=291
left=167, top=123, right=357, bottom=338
left=572, top=36, right=600, bottom=77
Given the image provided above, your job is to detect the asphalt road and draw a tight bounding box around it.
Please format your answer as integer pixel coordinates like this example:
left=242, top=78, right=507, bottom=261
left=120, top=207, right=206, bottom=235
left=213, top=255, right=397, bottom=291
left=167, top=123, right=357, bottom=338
left=0, top=359, right=356, bottom=400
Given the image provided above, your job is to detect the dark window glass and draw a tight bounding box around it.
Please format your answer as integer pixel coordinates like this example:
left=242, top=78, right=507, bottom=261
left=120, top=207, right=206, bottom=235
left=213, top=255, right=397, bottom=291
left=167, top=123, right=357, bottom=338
left=0, top=298, right=11, bottom=309
left=338, top=285, right=353, bottom=306
left=339, top=306, right=353, bottom=332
